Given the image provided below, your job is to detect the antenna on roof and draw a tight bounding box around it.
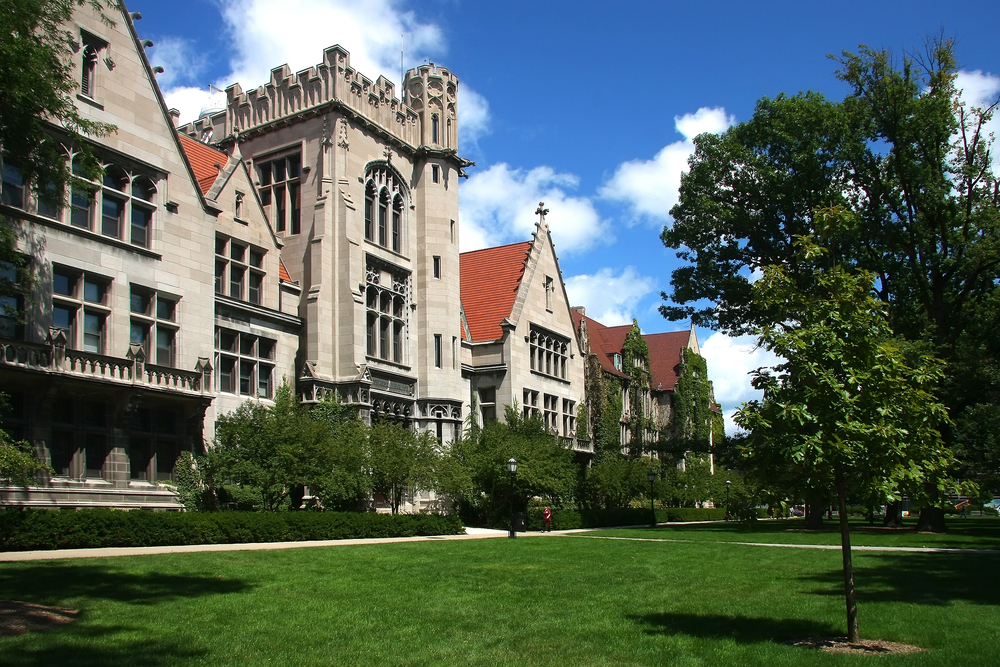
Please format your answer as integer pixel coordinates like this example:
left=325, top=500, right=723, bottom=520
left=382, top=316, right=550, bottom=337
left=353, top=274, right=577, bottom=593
left=400, top=33, right=404, bottom=92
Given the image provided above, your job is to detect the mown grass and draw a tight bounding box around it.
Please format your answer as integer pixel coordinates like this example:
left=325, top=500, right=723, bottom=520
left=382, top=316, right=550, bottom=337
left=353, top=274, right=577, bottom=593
left=0, top=525, right=998, bottom=666
left=595, top=516, right=1000, bottom=549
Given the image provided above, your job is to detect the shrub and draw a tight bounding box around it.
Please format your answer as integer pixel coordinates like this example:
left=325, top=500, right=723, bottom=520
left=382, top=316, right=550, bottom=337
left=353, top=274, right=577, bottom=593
left=523, top=506, right=726, bottom=531
left=0, top=509, right=463, bottom=552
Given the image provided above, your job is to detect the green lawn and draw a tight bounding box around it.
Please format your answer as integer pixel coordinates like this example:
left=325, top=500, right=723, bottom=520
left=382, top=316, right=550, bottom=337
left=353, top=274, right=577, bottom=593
left=1, top=522, right=998, bottom=666
left=595, top=516, right=1000, bottom=550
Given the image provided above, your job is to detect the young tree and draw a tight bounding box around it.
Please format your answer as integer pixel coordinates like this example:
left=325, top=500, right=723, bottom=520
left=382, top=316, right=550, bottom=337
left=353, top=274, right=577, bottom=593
left=736, top=231, right=952, bottom=642
left=367, top=421, right=437, bottom=514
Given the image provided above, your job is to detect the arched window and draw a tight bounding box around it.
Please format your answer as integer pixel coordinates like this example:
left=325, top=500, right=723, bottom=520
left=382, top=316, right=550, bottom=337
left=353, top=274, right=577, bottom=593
left=366, top=259, right=409, bottom=365
left=363, top=164, right=407, bottom=253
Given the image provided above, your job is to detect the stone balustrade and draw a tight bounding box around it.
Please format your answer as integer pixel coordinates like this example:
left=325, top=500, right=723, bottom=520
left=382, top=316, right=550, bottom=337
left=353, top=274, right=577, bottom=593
left=0, top=334, right=211, bottom=396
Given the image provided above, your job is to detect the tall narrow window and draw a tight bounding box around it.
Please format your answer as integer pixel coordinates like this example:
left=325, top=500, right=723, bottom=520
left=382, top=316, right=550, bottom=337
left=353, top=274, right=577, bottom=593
left=452, top=336, right=457, bottom=370
left=432, top=115, right=439, bottom=144
left=392, top=196, right=402, bottom=252
left=544, top=276, right=554, bottom=310
left=364, top=182, right=375, bottom=241
left=80, top=41, right=101, bottom=98
left=433, top=256, right=441, bottom=279
left=378, top=190, right=388, bottom=247
left=431, top=164, right=439, bottom=183
left=434, top=334, right=442, bottom=368
left=450, top=220, right=455, bottom=244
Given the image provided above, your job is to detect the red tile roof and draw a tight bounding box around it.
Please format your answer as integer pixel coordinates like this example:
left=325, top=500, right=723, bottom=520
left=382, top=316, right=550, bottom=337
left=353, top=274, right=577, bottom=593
left=645, top=330, right=693, bottom=392
left=178, top=134, right=228, bottom=195
left=460, top=242, right=532, bottom=341
left=573, top=310, right=694, bottom=390
left=572, top=310, right=629, bottom=379
left=278, top=259, right=292, bottom=283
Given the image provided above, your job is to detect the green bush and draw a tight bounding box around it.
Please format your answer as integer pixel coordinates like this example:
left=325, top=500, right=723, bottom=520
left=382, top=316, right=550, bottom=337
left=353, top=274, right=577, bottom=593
left=0, top=509, right=463, bottom=552
left=524, top=506, right=726, bottom=531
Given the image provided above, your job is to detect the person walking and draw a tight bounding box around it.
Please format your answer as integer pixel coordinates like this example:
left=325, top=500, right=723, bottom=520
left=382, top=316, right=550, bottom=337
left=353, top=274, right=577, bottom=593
left=542, top=507, right=552, bottom=532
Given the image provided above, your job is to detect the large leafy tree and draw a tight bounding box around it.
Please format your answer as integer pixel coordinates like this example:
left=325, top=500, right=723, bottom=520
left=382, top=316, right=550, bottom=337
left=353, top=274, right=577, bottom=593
left=662, top=39, right=1000, bottom=516
left=663, top=39, right=1000, bottom=346
left=736, top=231, right=952, bottom=642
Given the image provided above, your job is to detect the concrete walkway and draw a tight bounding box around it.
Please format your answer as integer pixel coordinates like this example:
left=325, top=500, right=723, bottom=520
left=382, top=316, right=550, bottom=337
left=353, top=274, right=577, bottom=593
left=3, top=523, right=997, bottom=562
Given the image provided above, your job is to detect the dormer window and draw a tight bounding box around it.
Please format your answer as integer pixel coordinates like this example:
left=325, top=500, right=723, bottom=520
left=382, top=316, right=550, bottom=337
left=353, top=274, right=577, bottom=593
left=613, top=353, right=622, bottom=371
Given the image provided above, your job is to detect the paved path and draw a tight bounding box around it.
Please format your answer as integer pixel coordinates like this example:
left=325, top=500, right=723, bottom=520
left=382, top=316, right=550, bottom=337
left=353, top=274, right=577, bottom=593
left=3, top=523, right=997, bottom=562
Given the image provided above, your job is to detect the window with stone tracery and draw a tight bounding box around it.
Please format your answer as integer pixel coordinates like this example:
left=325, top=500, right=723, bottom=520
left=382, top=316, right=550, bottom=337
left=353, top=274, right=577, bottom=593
left=529, top=325, right=568, bottom=381
left=365, top=257, right=409, bottom=365
left=363, top=165, right=406, bottom=253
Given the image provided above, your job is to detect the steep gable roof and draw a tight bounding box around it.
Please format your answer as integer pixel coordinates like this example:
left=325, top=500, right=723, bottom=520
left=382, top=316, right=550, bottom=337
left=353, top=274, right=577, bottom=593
left=572, top=310, right=629, bottom=379
left=645, top=330, right=695, bottom=391
left=460, top=241, right=531, bottom=341
left=177, top=134, right=228, bottom=195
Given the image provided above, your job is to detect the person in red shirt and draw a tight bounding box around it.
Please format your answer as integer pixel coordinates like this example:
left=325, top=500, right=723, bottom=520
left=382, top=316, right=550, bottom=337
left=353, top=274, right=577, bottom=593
left=542, top=507, right=552, bottom=532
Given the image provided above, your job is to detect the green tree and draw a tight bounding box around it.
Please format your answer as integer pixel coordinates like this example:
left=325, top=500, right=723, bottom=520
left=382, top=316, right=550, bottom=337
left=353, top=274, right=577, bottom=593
left=662, top=39, right=1000, bottom=528
left=735, top=232, right=952, bottom=642
left=452, top=406, right=578, bottom=526
left=310, top=394, right=370, bottom=511
left=367, top=421, right=437, bottom=514
left=584, top=455, right=646, bottom=509
left=0, top=0, right=116, bottom=202
left=212, top=383, right=329, bottom=511
left=0, top=431, right=51, bottom=487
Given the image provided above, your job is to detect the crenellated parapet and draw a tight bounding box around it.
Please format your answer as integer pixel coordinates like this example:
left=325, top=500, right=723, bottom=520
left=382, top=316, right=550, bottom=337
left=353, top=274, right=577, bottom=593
left=180, top=46, right=463, bottom=156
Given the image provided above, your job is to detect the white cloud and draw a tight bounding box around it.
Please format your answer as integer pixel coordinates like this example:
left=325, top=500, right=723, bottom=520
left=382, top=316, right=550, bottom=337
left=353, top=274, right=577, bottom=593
left=699, top=332, right=780, bottom=435
left=147, top=37, right=205, bottom=91
left=956, top=69, right=1000, bottom=171
left=599, top=107, right=734, bottom=224
left=564, top=268, right=657, bottom=326
left=459, top=163, right=608, bottom=254
left=459, top=86, right=491, bottom=150
left=162, top=86, right=218, bottom=126
left=155, top=0, right=456, bottom=125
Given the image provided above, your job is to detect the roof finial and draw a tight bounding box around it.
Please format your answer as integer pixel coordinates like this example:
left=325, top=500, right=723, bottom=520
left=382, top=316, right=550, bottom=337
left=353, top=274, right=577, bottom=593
left=535, top=201, right=549, bottom=225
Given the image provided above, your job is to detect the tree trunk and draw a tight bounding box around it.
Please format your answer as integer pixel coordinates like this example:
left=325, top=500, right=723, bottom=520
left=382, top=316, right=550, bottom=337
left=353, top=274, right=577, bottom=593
left=883, top=501, right=903, bottom=527
left=836, top=479, right=860, bottom=642
left=806, top=499, right=825, bottom=529
left=917, top=506, right=946, bottom=532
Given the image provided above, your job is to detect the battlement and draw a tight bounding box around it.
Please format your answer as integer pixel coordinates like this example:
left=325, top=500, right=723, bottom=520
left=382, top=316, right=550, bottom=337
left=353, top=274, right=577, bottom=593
left=179, top=46, right=460, bottom=153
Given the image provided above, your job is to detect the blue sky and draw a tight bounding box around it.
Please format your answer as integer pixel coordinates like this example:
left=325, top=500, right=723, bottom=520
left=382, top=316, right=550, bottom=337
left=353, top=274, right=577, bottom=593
left=134, top=0, right=1000, bottom=431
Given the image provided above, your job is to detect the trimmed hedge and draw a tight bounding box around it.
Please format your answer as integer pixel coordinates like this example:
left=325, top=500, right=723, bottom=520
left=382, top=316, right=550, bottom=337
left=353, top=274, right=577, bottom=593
left=0, top=509, right=464, bottom=552
left=526, top=507, right=726, bottom=531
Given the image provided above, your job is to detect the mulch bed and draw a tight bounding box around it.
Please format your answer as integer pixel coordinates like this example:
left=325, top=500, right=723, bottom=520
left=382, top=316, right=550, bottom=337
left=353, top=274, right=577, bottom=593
left=788, top=637, right=925, bottom=655
left=0, top=600, right=78, bottom=637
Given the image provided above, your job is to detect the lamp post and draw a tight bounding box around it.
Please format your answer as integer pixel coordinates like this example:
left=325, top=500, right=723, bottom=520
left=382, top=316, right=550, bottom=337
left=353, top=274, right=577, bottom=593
left=648, top=469, right=657, bottom=528
left=507, top=457, right=518, bottom=539
left=725, top=479, right=732, bottom=521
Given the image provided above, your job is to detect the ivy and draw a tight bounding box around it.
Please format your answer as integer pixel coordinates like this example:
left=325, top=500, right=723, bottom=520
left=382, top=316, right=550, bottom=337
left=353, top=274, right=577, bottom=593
left=622, top=320, right=655, bottom=455
left=667, top=348, right=716, bottom=453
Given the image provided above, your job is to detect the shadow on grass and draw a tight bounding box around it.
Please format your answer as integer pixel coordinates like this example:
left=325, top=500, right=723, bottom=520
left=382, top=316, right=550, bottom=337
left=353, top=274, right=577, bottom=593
left=802, top=552, right=1000, bottom=607
left=0, top=624, right=208, bottom=667
left=0, top=562, right=250, bottom=607
left=628, top=611, right=840, bottom=644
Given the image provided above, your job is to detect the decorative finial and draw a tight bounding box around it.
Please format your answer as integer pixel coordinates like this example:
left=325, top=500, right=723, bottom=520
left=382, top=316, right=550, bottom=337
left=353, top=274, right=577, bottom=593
left=535, top=201, right=549, bottom=223
left=383, top=145, right=393, bottom=163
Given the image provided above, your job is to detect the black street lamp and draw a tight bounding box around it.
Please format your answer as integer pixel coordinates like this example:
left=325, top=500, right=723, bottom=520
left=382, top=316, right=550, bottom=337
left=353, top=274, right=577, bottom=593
left=648, top=468, right=657, bottom=528
left=507, top=457, right=518, bottom=539
left=725, top=479, right=732, bottom=521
